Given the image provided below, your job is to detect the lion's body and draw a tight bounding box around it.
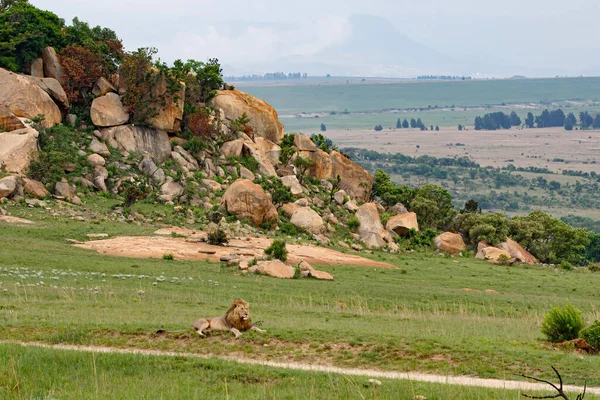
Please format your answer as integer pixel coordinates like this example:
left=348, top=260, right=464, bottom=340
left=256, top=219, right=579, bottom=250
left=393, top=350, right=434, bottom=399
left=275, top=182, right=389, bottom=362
left=191, top=299, right=265, bottom=338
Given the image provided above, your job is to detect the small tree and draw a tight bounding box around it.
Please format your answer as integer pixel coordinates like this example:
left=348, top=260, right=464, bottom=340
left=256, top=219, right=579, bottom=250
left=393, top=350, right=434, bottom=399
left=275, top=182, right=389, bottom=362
left=458, top=124, right=463, bottom=131
left=320, top=123, right=327, bottom=132
left=294, top=156, right=314, bottom=184
left=264, top=239, right=287, bottom=261
left=402, top=119, right=409, bottom=128
left=396, top=118, right=401, bottom=129
left=374, top=125, right=383, bottom=131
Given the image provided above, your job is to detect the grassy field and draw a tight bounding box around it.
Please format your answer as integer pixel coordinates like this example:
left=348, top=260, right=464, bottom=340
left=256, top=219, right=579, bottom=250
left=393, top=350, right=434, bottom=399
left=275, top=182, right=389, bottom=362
left=1, top=344, right=558, bottom=400
left=1, top=199, right=600, bottom=398
left=240, top=77, right=600, bottom=131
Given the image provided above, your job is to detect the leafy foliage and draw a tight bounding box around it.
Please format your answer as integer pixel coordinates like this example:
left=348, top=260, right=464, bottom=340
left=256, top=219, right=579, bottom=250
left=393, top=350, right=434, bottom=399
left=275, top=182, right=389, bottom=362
left=580, top=320, right=600, bottom=353
left=258, top=176, right=294, bottom=207
left=294, top=156, right=314, bottom=184
left=541, top=304, right=584, bottom=343
left=264, top=239, right=287, bottom=262
left=0, top=2, right=65, bottom=72
left=118, top=177, right=151, bottom=208
left=451, top=213, right=509, bottom=245
left=207, top=227, right=228, bottom=246
left=59, top=44, right=104, bottom=103
left=310, top=133, right=337, bottom=153
left=410, top=184, right=456, bottom=230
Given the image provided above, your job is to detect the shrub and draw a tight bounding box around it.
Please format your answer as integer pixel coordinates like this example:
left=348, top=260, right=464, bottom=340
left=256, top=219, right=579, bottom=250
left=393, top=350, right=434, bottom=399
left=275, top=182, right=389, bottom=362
left=264, top=239, right=287, bottom=262
left=258, top=176, right=294, bottom=207
left=541, top=304, right=585, bottom=343
left=240, top=156, right=259, bottom=173
left=580, top=320, right=600, bottom=352
left=347, top=216, right=360, bottom=231
left=162, top=253, right=174, bottom=260
left=207, top=227, right=228, bottom=246
left=118, top=177, right=152, bottom=208
left=208, top=211, right=223, bottom=224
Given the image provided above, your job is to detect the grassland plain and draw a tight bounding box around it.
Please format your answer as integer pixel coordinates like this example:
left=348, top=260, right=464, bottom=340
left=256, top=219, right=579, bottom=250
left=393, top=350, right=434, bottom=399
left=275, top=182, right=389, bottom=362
left=1, top=200, right=600, bottom=399
left=242, top=77, right=600, bottom=131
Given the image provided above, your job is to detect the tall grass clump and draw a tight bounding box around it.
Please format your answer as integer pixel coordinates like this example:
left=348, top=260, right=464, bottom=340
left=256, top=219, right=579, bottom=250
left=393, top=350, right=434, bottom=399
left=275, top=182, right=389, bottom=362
left=541, top=304, right=584, bottom=342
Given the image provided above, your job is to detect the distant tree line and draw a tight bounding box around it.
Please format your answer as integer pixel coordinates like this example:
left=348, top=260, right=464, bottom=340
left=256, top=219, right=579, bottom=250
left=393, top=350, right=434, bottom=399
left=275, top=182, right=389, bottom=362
left=473, top=108, right=600, bottom=131
left=225, top=72, right=308, bottom=81
left=416, top=75, right=472, bottom=80
left=390, top=118, right=438, bottom=131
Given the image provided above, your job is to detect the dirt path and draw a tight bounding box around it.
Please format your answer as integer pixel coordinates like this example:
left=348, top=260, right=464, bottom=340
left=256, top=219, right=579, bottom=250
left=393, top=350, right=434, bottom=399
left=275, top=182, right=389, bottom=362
left=75, top=229, right=397, bottom=269
left=2, top=340, right=597, bottom=395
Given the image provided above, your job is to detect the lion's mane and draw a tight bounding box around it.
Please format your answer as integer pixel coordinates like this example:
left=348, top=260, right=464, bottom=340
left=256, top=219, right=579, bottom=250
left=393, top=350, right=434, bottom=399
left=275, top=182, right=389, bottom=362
left=225, top=299, right=253, bottom=331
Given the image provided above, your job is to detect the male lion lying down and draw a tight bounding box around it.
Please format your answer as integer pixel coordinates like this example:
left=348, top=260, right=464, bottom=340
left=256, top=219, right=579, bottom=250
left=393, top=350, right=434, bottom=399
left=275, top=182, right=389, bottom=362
left=191, top=299, right=266, bottom=338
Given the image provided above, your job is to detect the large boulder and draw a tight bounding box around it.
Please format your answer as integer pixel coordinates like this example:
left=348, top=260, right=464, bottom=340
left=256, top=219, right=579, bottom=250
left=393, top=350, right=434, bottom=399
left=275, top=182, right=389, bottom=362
left=23, top=178, right=49, bottom=198
left=92, top=77, right=116, bottom=97
left=0, top=68, right=61, bottom=127
left=386, top=212, right=419, bottom=236
left=290, top=207, right=325, bottom=233
left=25, top=76, right=69, bottom=109
left=138, top=155, right=166, bottom=185
left=476, top=245, right=512, bottom=264
left=147, top=74, right=185, bottom=133
left=30, top=58, right=44, bottom=77
left=54, top=178, right=73, bottom=201
left=220, top=179, right=278, bottom=227
left=90, top=93, right=129, bottom=127
left=434, top=232, right=466, bottom=255
left=254, top=260, right=295, bottom=279
left=331, top=151, right=373, bottom=202
left=41, top=47, right=66, bottom=85
left=498, top=238, right=538, bottom=264
left=97, top=125, right=171, bottom=163
left=356, top=203, right=391, bottom=248
left=0, top=127, right=39, bottom=174
left=242, top=141, right=277, bottom=177
left=210, top=89, right=284, bottom=143
left=221, top=139, right=244, bottom=158
left=281, top=175, right=303, bottom=196
left=254, top=137, right=281, bottom=166
left=389, top=203, right=409, bottom=214
left=159, top=177, right=184, bottom=202
left=0, top=105, right=26, bottom=132
left=0, top=176, right=18, bottom=198
left=294, top=135, right=332, bottom=179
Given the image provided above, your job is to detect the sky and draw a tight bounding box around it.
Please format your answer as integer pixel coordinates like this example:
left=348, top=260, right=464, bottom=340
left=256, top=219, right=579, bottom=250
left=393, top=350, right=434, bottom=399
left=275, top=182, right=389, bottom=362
left=31, top=0, right=600, bottom=77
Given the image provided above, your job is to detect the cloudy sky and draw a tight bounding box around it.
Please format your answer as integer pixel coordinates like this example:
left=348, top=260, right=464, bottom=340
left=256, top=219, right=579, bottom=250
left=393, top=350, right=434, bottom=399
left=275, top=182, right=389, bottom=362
left=32, top=0, right=600, bottom=77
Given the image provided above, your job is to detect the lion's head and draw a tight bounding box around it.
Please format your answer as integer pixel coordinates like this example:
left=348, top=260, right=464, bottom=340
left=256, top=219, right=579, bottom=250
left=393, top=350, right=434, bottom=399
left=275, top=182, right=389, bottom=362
left=225, top=299, right=252, bottom=331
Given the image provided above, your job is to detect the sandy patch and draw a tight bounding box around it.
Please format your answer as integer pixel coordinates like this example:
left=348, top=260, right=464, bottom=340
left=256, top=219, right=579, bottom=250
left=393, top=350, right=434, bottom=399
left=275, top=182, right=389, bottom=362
left=0, top=215, right=34, bottom=224
left=75, top=230, right=396, bottom=269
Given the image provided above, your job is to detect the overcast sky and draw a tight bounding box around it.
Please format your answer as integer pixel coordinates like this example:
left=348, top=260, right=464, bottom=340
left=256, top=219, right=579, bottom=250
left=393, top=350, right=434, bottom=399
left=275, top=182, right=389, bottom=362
left=31, top=0, right=600, bottom=77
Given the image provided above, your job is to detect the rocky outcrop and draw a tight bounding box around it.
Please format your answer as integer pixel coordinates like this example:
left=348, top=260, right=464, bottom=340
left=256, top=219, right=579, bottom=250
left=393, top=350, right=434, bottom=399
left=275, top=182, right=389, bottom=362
left=92, top=77, right=116, bottom=97
left=254, top=137, right=281, bottom=166
left=220, top=179, right=278, bottom=227
left=0, top=105, right=26, bottom=132
left=0, top=68, right=61, bottom=127
left=89, top=138, right=111, bottom=157
left=386, top=212, right=419, bottom=236
left=290, top=207, right=325, bottom=233
left=30, top=58, right=44, bottom=77
left=90, top=93, right=129, bottom=127
left=0, top=176, right=18, bottom=198
left=281, top=175, right=303, bottom=196
left=389, top=203, right=409, bottom=214
left=138, top=155, right=165, bottom=185
left=498, top=238, right=538, bottom=264
left=298, top=260, right=334, bottom=280
left=476, top=244, right=512, bottom=264
left=221, top=139, right=244, bottom=158
left=0, top=127, right=39, bottom=174
left=147, top=74, right=185, bottom=133
left=242, top=141, right=277, bottom=177
left=25, top=76, right=69, bottom=109
left=159, top=177, right=184, bottom=202
left=330, top=151, right=373, bottom=202
left=356, top=203, right=391, bottom=248
left=210, top=89, right=284, bottom=143
left=54, top=178, right=73, bottom=201
left=23, top=178, right=49, bottom=198
left=253, top=260, right=295, bottom=279
left=41, top=47, right=66, bottom=85
left=434, top=232, right=466, bottom=255
left=97, top=125, right=171, bottom=163
left=333, top=190, right=347, bottom=204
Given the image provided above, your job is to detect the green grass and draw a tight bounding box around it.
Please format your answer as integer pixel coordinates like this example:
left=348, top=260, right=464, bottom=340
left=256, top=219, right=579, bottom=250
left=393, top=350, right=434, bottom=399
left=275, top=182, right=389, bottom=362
left=1, top=200, right=600, bottom=391
left=1, top=343, right=572, bottom=400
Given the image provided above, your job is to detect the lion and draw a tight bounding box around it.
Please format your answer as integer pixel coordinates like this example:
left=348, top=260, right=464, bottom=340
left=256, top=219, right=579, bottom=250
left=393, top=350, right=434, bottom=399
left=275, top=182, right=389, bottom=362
left=191, top=299, right=266, bottom=338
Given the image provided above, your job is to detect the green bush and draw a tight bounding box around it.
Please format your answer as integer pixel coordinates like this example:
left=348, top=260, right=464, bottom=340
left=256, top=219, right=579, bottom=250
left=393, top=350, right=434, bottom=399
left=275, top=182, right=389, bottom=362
left=207, top=227, right=228, bottom=246
left=541, top=304, right=585, bottom=343
left=162, top=253, right=174, bottom=261
left=347, top=216, right=360, bottom=232
left=240, top=156, right=259, bottom=174
left=581, top=321, right=600, bottom=352
left=264, top=239, right=287, bottom=262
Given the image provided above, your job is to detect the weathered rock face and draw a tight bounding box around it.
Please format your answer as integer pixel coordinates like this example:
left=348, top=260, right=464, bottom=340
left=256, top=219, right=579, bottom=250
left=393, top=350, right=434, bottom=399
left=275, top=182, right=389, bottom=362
left=0, top=68, right=61, bottom=127
left=0, top=128, right=39, bottom=174
left=290, top=207, right=325, bottom=233
left=254, top=260, right=295, bottom=279
left=0, top=105, right=26, bottom=132
left=498, top=238, right=538, bottom=264
left=389, top=203, right=409, bottom=214
left=281, top=175, right=303, bottom=196
left=333, top=189, right=347, bottom=205
left=210, top=89, right=284, bottom=143
left=331, top=151, right=373, bottom=202
left=434, top=232, right=466, bottom=255
left=87, top=153, right=106, bottom=167
left=386, top=212, right=419, bottom=236
left=0, top=176, right=18, bottom=198
left=159, top=177, right=184, bottom=202
left=147, top=74, right=185, bottom=133
left=254, top=137, right=281, bottom=166
left=41, top=47, right=66, bottom=85
left=476, top=245, right=512, bottom=264
left=90, top=93, right=129, bottom=127
left=138, top=155, right=166, bottom=185
left=242, top=141, right=277, bottom=177
left=23, top=178, right=49, bottom=198
left=89, top=138, right=111, bottom=156
left=25, top=76, right=69, bottom=109
left=295, top=135, right=332, bottom=180
left=92, top=77, right=116, bottom=97
left=239, top=166, right=255, bottom=181
left=220, top=179, right=278, bottom=227
left=30, top=58, right=44, bottom=77
left=356, top=203, right=391, bottom=248
left=97, top=125, right=171, bottom=163
left=221, top=139, right=244, bottom=158
left=298, top=260, right=334, bottom=280
left=54, top=178, right=73, bottom=201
